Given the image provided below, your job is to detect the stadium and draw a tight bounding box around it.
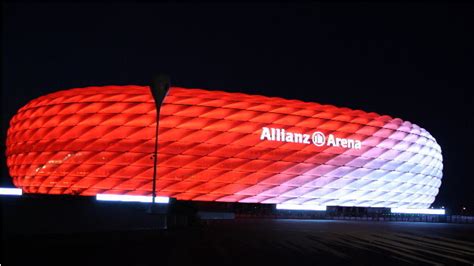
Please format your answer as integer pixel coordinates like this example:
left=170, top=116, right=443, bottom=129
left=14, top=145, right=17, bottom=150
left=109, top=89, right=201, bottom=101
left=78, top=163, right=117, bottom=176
left=5, top=85, right=443, bottom=210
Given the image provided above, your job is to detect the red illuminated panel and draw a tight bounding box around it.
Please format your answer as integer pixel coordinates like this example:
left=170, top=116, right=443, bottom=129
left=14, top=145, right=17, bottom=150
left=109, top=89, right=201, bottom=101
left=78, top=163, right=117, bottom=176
left=6, top=86, right=443, bottom=208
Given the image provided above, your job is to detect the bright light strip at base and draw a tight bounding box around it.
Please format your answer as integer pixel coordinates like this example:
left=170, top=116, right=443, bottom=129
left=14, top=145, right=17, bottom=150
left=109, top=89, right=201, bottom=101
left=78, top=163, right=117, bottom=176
left=0, top=187, right=22, bottom=196
left=96, top=194, right=169, bottom=204
left=391, top=208, right=445, bottom=215
left=276, top=204, right=326, bottom=211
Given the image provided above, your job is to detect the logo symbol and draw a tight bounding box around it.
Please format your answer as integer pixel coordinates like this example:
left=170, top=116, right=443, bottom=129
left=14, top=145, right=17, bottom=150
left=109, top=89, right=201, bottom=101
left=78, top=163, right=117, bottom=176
left=312, top=132, right=326, bottom=146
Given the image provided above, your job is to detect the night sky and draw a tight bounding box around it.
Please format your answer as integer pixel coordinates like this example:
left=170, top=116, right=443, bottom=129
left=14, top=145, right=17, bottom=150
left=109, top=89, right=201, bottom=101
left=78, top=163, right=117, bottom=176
left=2, top=2, right=473, bottom=211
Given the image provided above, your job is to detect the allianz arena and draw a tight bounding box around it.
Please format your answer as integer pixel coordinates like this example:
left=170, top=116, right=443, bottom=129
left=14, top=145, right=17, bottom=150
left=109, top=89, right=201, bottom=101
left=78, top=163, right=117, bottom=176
left=6, top=86, right=443, bottom=209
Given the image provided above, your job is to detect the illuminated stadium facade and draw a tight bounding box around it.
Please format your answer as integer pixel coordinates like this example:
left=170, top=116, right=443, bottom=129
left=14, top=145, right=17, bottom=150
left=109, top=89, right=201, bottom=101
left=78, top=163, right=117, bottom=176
left=6, top=86, right=443, bottom=209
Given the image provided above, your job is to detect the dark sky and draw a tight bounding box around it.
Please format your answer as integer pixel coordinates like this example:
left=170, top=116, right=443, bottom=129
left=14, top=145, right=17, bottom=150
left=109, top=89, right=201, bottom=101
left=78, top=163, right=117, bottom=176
left=2, top=2, right=473, bottom=210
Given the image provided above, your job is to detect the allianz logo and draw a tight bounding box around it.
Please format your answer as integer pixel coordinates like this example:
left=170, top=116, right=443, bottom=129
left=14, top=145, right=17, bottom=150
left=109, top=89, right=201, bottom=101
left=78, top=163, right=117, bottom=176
left=260, top=127, right=362, bottom=150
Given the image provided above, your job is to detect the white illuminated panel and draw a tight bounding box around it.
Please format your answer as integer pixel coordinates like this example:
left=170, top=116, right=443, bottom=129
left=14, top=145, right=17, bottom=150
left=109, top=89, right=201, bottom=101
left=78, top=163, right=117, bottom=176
left=0, top=187, right=22, bottom=196
left=96, top=194, right=169, bottom=204
left=391, top=208, right=445, bottom=215
left=276, top=204, right=326, bottom=211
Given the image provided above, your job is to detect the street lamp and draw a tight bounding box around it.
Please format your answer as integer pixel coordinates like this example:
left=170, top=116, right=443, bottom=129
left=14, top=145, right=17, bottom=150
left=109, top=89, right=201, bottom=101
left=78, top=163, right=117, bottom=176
left=149, top=74, right=170, bottom=211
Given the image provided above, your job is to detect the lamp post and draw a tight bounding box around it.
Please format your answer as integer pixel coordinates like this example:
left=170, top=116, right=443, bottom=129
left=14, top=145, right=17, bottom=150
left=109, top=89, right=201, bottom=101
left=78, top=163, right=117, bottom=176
left=149, top=74, right=170, bottom=211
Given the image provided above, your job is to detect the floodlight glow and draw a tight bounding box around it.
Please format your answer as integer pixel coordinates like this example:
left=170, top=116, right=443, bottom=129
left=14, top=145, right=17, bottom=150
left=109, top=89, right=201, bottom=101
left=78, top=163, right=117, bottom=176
left=391, top=208, right=445, bottom=215
left=276, top=204, right=326, bottom=211
left=96, top=194, right=169, bottom=204
left=0, top=187, right=22, bottom=196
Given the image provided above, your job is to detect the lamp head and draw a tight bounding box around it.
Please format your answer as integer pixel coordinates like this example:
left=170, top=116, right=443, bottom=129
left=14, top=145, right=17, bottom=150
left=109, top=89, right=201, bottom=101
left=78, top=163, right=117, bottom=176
left=150, top=74, right=170, bottom=109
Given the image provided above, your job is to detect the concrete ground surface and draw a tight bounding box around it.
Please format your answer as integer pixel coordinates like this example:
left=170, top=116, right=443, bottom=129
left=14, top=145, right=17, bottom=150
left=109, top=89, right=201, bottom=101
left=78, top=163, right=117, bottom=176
left=3, top=219, right=474, bottom=265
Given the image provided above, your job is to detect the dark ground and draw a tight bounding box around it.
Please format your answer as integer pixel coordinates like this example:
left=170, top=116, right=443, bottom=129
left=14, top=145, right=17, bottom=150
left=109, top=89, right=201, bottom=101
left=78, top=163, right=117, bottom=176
left=3, top=218, right=474, bottom=266
left=2, top=196, right=474, bottom=265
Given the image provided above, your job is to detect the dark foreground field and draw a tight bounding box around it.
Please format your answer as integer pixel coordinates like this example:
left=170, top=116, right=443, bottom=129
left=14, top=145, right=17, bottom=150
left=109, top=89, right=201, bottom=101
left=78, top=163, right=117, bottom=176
left=3, top=219, right=474, bottom=266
